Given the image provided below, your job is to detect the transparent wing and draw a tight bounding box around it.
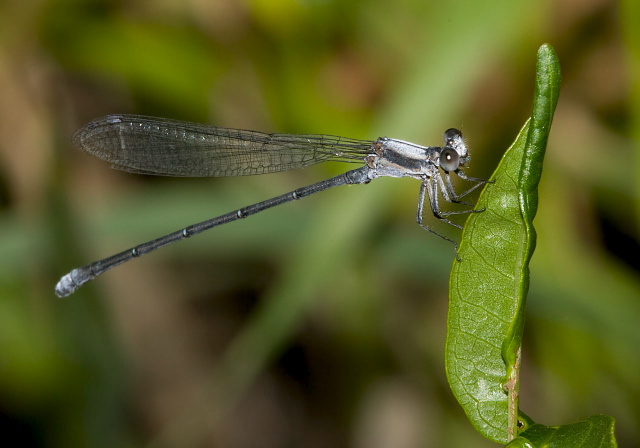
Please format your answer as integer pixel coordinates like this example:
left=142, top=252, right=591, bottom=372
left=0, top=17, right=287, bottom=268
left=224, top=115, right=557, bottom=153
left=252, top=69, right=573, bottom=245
left=72, top=115, right=374, bottom=177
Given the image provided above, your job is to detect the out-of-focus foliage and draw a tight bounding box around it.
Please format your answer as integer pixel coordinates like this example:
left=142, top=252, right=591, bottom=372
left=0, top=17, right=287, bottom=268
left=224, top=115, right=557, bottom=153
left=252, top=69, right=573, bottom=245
left=0, top=1, right=637, bottom=447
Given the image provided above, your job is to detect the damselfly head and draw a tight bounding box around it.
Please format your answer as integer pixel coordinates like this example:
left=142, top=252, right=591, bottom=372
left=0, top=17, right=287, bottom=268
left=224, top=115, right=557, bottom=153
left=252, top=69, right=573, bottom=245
left=443, top=128, right=468, bottom=159
left=439, top=128, right=469, bottom=171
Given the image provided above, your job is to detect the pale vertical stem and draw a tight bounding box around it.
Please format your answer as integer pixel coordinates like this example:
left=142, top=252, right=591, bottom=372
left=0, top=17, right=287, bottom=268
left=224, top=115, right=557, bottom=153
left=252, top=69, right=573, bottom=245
left=506, top=346, right=522, bottom=440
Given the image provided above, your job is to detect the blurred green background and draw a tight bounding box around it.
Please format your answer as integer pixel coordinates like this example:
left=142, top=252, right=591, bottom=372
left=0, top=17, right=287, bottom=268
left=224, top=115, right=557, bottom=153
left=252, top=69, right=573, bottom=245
left=0, top=0, right=638, bottom=447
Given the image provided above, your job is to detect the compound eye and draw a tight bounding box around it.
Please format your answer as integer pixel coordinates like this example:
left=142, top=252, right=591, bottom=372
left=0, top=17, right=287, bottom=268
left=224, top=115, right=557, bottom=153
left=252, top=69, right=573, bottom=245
left=439, top=147, right=460, bottom=172
left=443, top=128, right=462, bottom=142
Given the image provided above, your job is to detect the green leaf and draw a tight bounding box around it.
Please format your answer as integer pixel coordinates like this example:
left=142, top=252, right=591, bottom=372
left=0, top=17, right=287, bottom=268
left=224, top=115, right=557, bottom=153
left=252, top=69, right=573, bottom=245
left=445, top=119, right=529, bottom=443
left=505, top=415, right=618, bottom=448
left=445, top=44, right=561, bottom=443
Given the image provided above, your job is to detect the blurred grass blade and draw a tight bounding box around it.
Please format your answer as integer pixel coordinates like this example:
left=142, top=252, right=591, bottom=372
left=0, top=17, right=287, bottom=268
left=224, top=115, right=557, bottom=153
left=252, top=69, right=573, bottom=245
left=445, top=44, right=561, bottom=443
left=505, top=415, right=618, bottom=448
